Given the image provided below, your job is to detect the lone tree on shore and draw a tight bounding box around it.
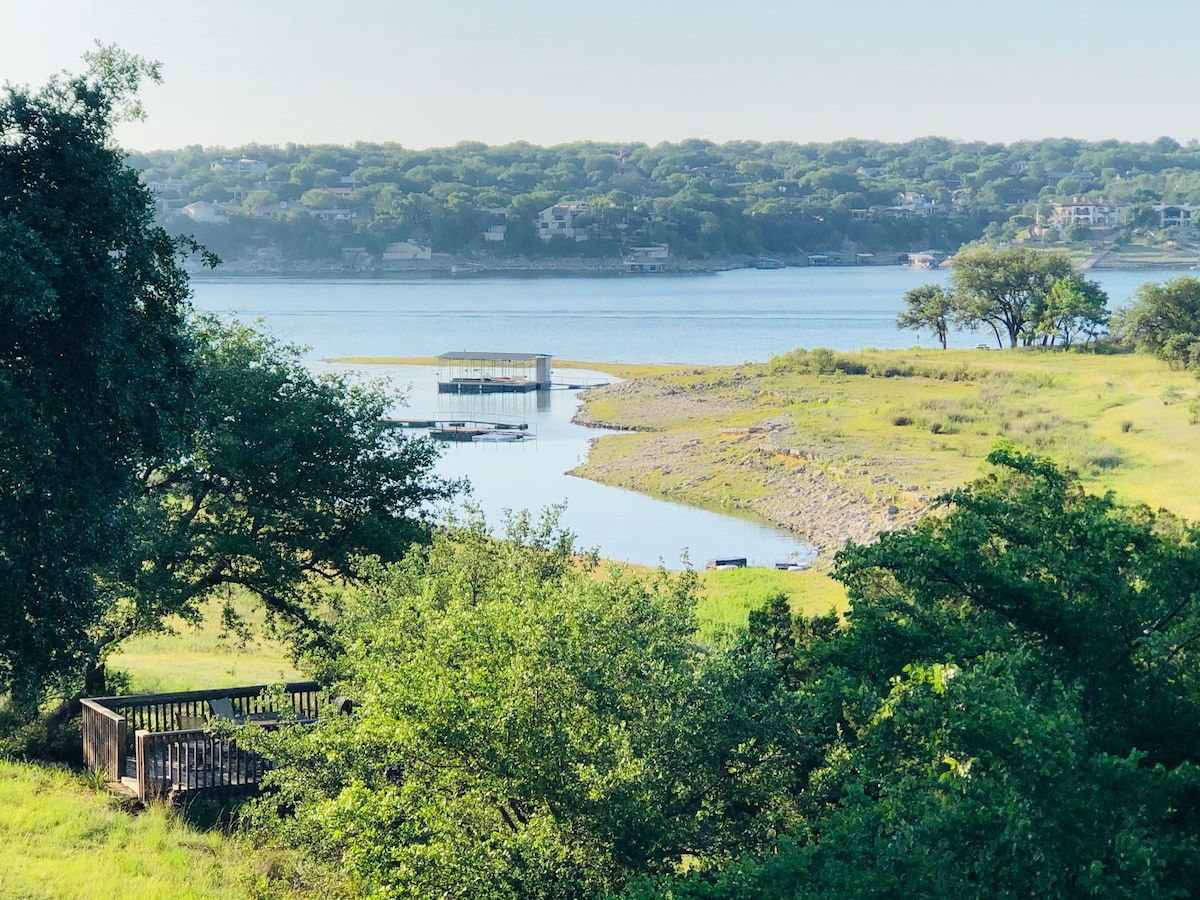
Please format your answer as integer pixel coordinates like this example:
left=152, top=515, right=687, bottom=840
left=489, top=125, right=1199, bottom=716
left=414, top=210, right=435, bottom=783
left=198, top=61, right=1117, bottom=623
left=896, top=283, right=954, bottom=348
left=951, top=246, right=1077, bottom=347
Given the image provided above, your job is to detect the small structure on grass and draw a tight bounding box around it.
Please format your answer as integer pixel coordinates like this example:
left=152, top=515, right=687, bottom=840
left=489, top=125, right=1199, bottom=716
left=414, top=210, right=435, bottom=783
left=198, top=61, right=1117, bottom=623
left=82, top=682, right=322, bottom=801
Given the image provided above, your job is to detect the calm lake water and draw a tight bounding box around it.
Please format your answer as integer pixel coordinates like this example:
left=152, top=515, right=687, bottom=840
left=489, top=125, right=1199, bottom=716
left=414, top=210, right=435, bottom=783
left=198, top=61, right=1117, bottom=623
left=191, top=267, right=1181, bottom=567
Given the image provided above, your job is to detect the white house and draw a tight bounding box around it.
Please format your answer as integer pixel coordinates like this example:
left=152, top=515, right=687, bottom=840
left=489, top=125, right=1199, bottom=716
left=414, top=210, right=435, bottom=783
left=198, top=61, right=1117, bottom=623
left=1155, top=204, right=1198, bottom=229
left=482, top=208, right=508, bottom=242
left=210, top=157, right=269, bottom=177
left=181, top=201, right=228, bottom=224
left=537, top=201, right=591, bottom=241
left=1049, top=199, right=1124, bottom=228
left=887, top=192, right=939, bottom=217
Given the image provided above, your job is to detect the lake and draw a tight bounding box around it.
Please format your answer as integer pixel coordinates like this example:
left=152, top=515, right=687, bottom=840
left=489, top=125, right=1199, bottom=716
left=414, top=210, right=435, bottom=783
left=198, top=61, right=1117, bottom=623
left=191, top=267, right=1181, bottom=567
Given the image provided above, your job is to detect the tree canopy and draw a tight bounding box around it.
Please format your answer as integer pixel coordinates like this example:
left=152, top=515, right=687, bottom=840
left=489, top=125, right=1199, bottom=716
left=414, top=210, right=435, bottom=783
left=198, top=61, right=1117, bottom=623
left=0, top=49, right=197, bottom=703
left=136, top=134, right=1200, bottom=264
left=621, top=447, right=1200, bottom=899
left=1, top=52, right=457, bottom=709
left=245, top=512, right=815, bottom=899
left=1113, top=275, right=1200, bottom=366
left=897, top=248, right=1109, bottom=349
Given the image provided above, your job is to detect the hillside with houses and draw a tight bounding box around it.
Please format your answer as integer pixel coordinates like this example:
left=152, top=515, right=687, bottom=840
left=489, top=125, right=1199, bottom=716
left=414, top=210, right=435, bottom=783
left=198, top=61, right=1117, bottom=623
left=130, top=137, right=1200, bottom=272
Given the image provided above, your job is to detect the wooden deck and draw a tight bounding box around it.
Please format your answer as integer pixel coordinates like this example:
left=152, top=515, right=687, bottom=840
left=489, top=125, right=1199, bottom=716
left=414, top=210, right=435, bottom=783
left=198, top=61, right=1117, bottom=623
left=82, top=682, right=322, bottom=801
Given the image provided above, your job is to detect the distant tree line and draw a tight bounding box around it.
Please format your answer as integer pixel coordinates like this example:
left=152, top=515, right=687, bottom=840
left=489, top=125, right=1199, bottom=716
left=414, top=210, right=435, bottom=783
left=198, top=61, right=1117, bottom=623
left=132, top=134, right=1200, bottom=262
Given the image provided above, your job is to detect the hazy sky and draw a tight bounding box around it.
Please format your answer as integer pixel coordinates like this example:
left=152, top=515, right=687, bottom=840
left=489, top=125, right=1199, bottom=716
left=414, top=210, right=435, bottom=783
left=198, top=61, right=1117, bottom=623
left=4, top=0, right=1198, bottom=152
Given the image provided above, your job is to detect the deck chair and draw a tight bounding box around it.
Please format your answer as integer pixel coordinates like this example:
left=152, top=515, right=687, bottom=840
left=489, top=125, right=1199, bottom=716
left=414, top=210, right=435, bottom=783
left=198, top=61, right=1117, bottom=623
left=208, top=697, right=242, bottom=724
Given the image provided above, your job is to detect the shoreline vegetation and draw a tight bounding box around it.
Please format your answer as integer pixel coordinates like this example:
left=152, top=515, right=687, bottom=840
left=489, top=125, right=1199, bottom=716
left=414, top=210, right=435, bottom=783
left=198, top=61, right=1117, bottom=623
left=343, top=350, right=1200, bottom=575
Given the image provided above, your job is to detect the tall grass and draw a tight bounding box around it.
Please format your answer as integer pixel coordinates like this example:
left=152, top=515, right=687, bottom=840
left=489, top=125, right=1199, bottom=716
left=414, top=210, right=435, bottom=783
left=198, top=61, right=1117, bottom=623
left=0, top=760, right=254, bottom=899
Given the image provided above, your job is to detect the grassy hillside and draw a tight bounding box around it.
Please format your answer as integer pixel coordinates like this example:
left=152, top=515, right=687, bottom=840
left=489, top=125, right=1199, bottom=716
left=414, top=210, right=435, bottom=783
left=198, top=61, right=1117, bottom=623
left=0, top=761, right=258, bottom=899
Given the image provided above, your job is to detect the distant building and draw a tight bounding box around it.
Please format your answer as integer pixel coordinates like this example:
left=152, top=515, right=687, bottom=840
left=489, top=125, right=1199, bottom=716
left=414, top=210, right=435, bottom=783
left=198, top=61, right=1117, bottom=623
left=308, top=208, right=357, bottom=224
left=210, top=157, right=269, bottom=177
left=1049, top=199, right=1124, bottom=228
left=903, top=250, right=945, bottom=269
left=806, top=251, right=843, bottom=266
left=856, top=166, right=888, bottom=178
left=181, top=201, right=228, bottom=224
left=1155, top=204, right=1198, bottom=228
left=887, top=192, right=939, bottom=217
left=624, top=244, right=669, bottom=273
left=850, top=208, right=872, bottom=221
left=381, top=241, right=432, bottom=261
left=482, top=208, right=508, bottom=243
left=537, top=201, right=591, bottom=241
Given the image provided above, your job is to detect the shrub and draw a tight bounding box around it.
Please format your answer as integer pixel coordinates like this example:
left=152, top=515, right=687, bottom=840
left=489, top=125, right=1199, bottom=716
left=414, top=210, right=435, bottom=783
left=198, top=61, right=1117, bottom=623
left=892, top=415, right=913, bottom=427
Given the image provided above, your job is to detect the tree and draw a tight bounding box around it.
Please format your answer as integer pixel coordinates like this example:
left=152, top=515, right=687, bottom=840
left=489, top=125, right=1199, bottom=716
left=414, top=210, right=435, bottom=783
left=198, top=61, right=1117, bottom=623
left=1037, top=275, right=1109, bottom=347
left=246, top=512, right=812, bottom=900
left=896, top=283, right=954, bottom=348
left=1113, top=276, right=1200, bottom=358
left=0, top=48, right=201, bottom=704
left=91, top=319, right=459, bottom=689
left=950, top=246, right=1076, bottom=347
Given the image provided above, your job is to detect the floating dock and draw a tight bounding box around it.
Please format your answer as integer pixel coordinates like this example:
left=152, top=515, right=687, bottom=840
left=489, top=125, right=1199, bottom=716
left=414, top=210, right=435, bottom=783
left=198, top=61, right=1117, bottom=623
left=437, top=351, right=551, bottom=393
left=382, top=415, right=533, bottom=443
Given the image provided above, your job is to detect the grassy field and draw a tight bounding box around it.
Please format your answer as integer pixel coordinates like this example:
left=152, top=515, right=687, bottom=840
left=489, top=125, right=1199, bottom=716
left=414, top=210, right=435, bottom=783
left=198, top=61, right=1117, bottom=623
left=109, top=595, right=301, bottom=695
left=580, top=347, right=1200, bottom=517
left=0, top=760, right=262, bottom=899
left=696, top=567, right=847, bottom=640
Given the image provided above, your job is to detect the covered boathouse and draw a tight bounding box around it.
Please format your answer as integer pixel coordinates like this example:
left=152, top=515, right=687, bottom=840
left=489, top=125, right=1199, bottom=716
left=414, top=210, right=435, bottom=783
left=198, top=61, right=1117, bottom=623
left=437, top=351, right=551, bottom=393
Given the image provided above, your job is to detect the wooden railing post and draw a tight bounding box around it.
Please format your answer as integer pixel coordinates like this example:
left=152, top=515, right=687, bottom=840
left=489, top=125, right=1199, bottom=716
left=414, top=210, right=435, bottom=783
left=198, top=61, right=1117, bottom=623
left=135, top=730, right=148, bottom=801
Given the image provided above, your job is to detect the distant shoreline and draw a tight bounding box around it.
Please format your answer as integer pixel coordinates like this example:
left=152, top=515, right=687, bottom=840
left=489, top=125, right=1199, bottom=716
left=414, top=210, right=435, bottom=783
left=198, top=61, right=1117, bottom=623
left=187, top=254, right=1200, bottom=281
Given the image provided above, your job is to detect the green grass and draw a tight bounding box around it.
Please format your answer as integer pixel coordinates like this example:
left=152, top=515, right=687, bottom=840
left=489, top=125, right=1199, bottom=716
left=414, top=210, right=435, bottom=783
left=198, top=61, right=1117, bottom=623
left=577, top=348, right=1200, bottom=525
left=696, top=567, right=847, bottom=642
left=110, top=595, right=302, bottom=695
left=0, top=760, right=257, bottom=899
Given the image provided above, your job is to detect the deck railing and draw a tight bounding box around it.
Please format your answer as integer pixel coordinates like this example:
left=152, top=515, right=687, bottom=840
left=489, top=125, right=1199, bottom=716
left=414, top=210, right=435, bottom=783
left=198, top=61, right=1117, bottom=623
left=82, top=681, right=322, bottom=798
left=81, top=699, right=127, bottom=781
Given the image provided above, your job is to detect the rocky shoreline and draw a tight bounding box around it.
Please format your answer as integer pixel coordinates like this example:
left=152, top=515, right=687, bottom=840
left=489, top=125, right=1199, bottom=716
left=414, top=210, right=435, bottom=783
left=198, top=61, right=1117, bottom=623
left=569, top=377, right=932, bottom=562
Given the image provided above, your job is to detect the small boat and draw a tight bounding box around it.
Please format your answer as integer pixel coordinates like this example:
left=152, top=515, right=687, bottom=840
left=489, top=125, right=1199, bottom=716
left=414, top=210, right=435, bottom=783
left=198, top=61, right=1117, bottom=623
left=472, top=430, right=524, bottom=442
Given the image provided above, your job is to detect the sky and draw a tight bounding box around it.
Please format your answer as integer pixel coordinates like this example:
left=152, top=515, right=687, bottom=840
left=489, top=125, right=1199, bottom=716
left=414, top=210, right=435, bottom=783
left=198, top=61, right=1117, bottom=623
left=3, top=0, right=1198, bottom=153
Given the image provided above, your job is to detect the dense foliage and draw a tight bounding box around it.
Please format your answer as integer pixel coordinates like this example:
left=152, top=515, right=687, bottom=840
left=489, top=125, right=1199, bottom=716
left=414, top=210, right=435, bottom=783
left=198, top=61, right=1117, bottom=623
left=1113, top=275, right=1200, bottom=367
left=137, top=136, right=1200, bottom=262
left=246, top=450, right=1200, bottom=898
left=621, top=447, right=1200, bottom=899
left=0, top=50, right=197, bottom=704
left=246, top=512, right=816, bottom=899
left=0, top=54, right=456, bottom=712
